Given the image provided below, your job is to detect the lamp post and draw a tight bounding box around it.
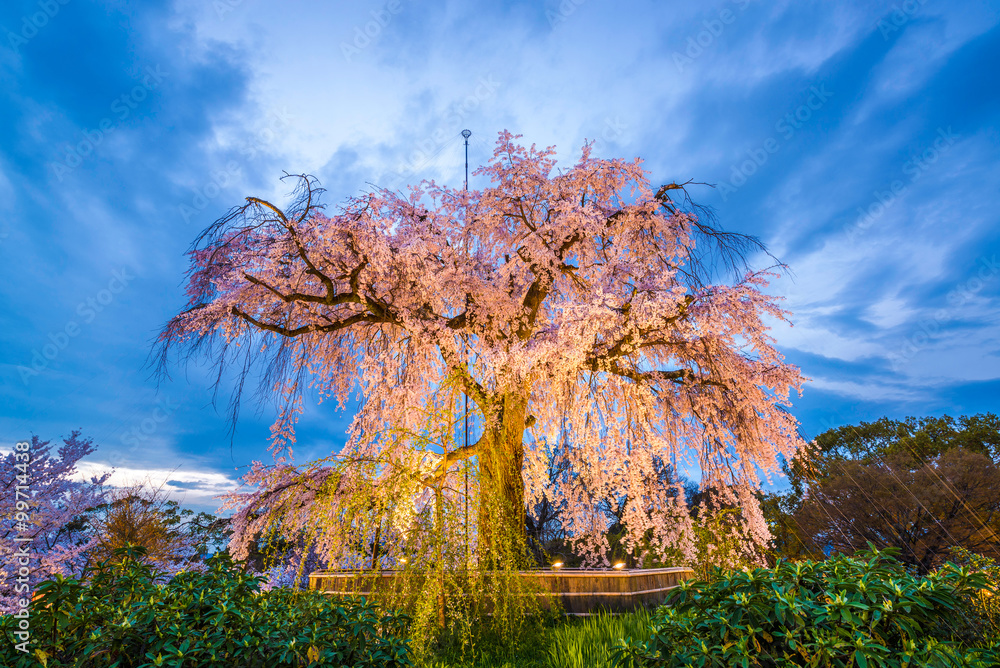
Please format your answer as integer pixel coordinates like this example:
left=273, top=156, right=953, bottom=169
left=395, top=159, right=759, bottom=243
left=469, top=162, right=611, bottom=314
left=461, top=129, right=471, bottom=571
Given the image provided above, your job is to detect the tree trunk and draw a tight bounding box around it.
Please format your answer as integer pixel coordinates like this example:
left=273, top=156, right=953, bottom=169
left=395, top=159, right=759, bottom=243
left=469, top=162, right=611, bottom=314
left=477, top=392, right=528, bottom=568
left=435, top=484, right=446, bottom=627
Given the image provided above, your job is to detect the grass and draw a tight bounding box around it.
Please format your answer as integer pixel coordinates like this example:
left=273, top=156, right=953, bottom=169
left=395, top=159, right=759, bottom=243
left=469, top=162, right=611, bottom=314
left=545, top=609, right=653, bottom=668
left=420, top=609, right=653, bottom=668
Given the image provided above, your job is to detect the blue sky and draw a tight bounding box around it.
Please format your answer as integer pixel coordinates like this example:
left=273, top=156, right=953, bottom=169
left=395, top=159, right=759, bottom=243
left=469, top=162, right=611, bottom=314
left=1, top=0, right=998, bottom=513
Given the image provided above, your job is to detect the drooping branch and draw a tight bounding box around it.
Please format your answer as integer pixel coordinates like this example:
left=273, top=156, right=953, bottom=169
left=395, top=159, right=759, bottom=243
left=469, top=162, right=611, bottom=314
left=589, top=361, right=724, bottom=390
left=655, top=181, right=779, bottom=286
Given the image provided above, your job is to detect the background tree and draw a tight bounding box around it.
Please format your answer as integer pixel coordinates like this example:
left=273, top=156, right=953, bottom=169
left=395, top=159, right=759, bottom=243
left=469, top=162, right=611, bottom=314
left=786, top=414, right=1000, bottom=497
left=161, top=131, right=805, bottom=571
left=86, top=484, right=229, bottom=572
left=89, top=486, right=174, bottom=565
left=0, top=432, right=108, bottom=612
left=162, top=501, right=232, bottom=561
left=2, top=433, right=237, bottom=613
left=774, top=414, right=1000, bottom=572
left=759, top=490, right=814, bottom=562
left=524, top=438, right=569, bottom=565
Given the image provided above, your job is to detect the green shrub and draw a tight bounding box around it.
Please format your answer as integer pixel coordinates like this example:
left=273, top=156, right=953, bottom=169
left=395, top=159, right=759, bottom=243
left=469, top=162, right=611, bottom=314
left=0, top=545, right=412, bottom=667
left=947, top=546, right=1000, bottom=646
left=611, top=548, right=1000, bottom=667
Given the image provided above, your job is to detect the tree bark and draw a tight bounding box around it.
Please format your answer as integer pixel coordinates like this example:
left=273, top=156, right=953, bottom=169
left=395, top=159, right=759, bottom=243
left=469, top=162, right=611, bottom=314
left=477, top=392, right=528, bottom=568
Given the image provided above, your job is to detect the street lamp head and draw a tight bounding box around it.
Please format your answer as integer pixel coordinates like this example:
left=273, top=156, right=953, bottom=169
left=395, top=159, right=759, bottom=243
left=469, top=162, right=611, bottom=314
left=461, top=129, right=472, bottom=139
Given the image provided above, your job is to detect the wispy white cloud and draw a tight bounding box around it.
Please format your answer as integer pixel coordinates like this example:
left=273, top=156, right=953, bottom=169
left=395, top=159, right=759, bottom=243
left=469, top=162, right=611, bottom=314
left=0, top=443, right=238, bottom=514
left=862, top=295, right=917, bottom=329
left=806, top=375, right=926, bottom=403
left=76, top=462, right=239, bottom=514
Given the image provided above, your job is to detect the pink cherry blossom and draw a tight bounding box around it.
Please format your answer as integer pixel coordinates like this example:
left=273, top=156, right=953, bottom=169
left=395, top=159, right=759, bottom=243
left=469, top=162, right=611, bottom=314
left=0, top=432, right=108, bottom=612
left=165, top=132, right=806, bottom=569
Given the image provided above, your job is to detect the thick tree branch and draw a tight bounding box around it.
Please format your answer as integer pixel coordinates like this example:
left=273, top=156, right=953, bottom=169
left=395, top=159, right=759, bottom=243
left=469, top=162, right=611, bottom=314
left=230, top=306, right=383, bottom=337
left=422, top=432, right=486, bottom=486
left=247, top=195, right=340, bottom=301
left=242, top=272, right=364, bottom=307
left=589, top=359, right=725, bottom=389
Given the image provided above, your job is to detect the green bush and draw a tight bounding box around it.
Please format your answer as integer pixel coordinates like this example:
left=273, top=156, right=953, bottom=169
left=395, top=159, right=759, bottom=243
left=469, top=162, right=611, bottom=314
left=0, top=545, right=412, bottom=667
left=611, top=548, right=1000, bottom=667
left=947, top=546, right=1000, bottom=647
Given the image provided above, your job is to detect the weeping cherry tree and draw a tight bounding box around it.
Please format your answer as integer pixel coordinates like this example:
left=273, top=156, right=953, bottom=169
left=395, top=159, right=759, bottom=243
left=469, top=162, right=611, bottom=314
left=157, top=131, right=805, bottom=578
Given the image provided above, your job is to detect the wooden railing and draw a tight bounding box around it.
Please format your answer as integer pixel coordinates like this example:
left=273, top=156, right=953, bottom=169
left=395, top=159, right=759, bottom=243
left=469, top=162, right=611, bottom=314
left=309, top=566, right=695, bottom=615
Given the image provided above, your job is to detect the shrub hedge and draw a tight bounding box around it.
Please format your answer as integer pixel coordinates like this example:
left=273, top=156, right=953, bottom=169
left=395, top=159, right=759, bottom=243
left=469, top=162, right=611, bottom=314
left=0, top=546, right=412, bottom=667
left=946, top=546, right=1000, bottom=648
left=611, top=548, right=1000, bottom=667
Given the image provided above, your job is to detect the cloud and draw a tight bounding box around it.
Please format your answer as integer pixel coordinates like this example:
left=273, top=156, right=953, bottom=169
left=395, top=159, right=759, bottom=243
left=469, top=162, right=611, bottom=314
left=806, top=376, right=923, bottom=403
left=862, top=295, right=917, bottom=329
left=74, top=461, right=239, bottom=514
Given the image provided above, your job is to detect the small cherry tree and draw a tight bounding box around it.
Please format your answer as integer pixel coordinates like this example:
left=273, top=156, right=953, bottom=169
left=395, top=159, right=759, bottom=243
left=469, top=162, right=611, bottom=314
left=162, top=132, right=805, bottom=574
left=0, top=432, right=108, bottom=612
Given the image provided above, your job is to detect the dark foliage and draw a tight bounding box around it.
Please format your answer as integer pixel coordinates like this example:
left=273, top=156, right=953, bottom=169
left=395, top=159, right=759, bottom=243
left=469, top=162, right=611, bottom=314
left=767, top=414, right=1000, bottom=572
left=612, top=548, right=999, bottom=667
left=0, top=545, right=412, bottom=668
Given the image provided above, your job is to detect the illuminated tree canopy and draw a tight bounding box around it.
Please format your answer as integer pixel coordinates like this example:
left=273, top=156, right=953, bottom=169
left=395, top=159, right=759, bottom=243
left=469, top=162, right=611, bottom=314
left=159, top=132, right=805, bottom=568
